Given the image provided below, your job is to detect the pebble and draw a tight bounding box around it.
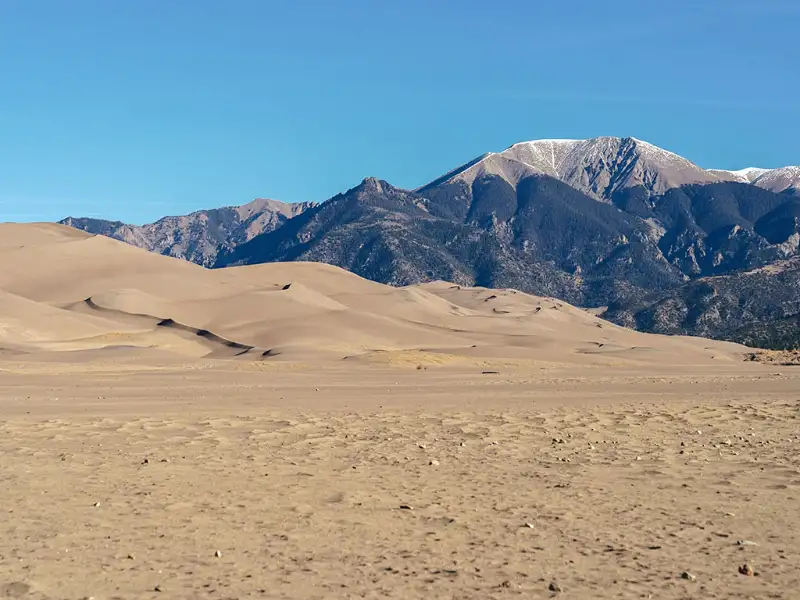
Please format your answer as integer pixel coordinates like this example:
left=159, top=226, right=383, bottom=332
left=680, top=571, right=697, bottom=581
left=93, top=502, right=101, bottom=507
left=154, top=585, right=163, bottom=592
left=548, top=581, right=562, bottom=592
left=523, top=522, right=535, bottom=529
left=738, top=563, right=755, bottom=576
left=429, top=459, right=440, bottom=466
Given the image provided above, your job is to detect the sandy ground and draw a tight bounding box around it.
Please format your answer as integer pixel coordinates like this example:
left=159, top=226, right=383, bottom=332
left=1, top=362, right=799, bottom=600
left=1, top=224, right=799, bottom=599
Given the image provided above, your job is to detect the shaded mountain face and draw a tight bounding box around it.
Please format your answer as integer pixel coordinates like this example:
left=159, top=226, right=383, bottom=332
left=218, top=178, right=526, bottom=290
left=60, top=198, right=316, bottom=266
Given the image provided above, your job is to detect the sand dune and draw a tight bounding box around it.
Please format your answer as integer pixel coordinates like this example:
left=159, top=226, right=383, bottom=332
left=0, top=223, right=751, bottom=364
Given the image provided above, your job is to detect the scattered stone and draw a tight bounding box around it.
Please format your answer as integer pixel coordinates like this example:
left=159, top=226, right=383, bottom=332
left=214, top=550, right=222, bottom=558
left=126, top=554, right=135, bottom=560
left=738, top=563, right=755, bottom=576
left=154, top=585, right=163, bottom=592
left=523, top=522, right=535, bottom=529
left=399, top=504, right=413, bottom=510
left=460, top=442, right=466, bottom=447
left=429, top=459, right=440, bottom=466
left=141, top=458, right=149, bottom=465
left=680, top=571, right=697, bottom=581
left=93, top=501, right=101, bottom=507
left=418, top=443, right=427, bottom=449
left=548, top=581, right=562, bottom=592
left=636, top=456, right=642, bottom=461
left=737, top=540, right=759, bottom=547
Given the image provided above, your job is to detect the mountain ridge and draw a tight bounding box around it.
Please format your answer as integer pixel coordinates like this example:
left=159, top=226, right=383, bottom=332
left=61, top=198, right=317, bottom=267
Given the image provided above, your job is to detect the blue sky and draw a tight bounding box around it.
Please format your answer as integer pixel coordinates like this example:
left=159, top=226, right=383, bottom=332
left=2, top=0, right=798, bottom=224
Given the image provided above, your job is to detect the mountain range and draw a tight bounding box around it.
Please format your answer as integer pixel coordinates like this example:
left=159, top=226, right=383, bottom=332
left=60, top=136, right=800, bottom=349
left=62, top=198, right=316, bottom=267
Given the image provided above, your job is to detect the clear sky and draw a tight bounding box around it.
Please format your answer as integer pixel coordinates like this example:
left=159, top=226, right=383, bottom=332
left=2, top=0, right=798, bottom=224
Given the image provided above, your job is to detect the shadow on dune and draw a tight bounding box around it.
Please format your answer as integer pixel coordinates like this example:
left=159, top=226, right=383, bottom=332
left=156, top=319, right=254, bottom=355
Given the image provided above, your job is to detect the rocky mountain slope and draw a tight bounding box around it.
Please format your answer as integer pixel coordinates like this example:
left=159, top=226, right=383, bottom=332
left=61, top=198, right=315, bottom=266
left=604, top=258, right=800, bottom=350
left=61, top=137, right=800, bottom=348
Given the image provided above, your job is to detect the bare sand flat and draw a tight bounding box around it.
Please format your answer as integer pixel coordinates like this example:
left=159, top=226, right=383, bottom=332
left=1, top=224, right=799, bottom=599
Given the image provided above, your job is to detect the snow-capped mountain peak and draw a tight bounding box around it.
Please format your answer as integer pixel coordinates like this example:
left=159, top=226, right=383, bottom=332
left=433, top=136, right=724, bottom=201
left=427, top=136, right=800, bottom=201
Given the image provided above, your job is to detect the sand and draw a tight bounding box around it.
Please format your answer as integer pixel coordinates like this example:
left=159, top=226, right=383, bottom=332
left=1, top=224, right=798, bottom=599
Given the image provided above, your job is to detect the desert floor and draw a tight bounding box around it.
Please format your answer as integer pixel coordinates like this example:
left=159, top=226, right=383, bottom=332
left=1, top=361, right=798, bottom=600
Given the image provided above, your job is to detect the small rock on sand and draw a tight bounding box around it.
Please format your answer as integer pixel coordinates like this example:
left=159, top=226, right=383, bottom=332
left=738, top=564, right=756, bottom=576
